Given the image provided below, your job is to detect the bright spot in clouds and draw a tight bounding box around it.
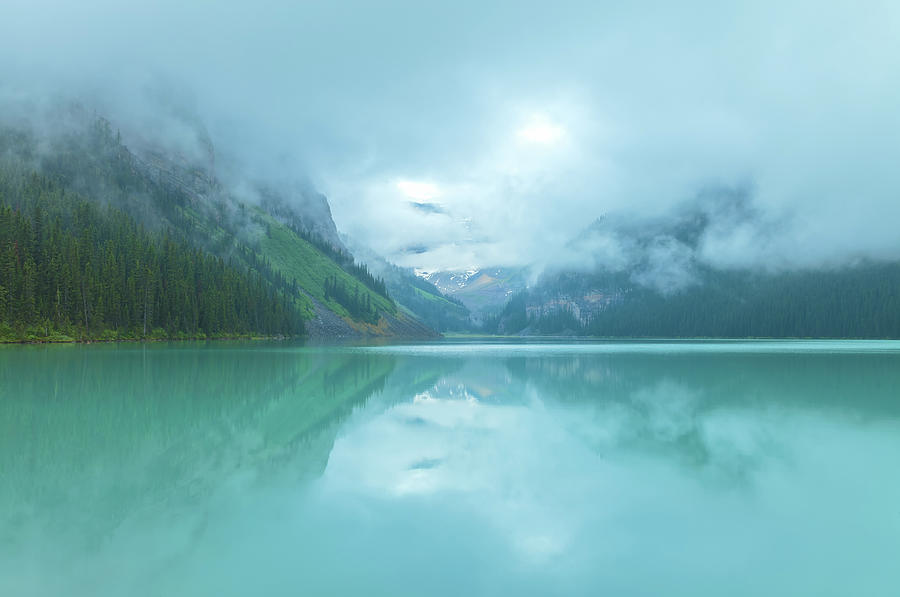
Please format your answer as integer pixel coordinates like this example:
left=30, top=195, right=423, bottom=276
left=517, top=118, right=566, bottom=145
left=396, top=179, right=440, bottom=200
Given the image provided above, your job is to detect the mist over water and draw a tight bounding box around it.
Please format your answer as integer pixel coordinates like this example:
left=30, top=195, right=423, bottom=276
left=2, top=341, right=899, bottom=596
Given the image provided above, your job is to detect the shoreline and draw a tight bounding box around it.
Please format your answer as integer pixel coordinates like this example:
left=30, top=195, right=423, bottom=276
left=0, top=334, right=292, bottom=345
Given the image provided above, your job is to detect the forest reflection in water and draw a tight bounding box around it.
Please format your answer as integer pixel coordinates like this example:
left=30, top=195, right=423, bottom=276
left=1, top=340, right=898, bottom=596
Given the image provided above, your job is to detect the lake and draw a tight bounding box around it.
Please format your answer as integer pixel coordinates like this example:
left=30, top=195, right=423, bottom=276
left=1, top=340, right=899, bottom=596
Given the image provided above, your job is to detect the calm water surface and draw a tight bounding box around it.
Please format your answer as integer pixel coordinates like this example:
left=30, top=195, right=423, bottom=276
left=1, top=340, right=899, bottom=596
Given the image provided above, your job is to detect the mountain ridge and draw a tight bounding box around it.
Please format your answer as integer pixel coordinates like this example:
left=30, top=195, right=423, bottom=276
left=0, top=109, right=439, bottom=340
left=483, top=210, right=900, bottom=338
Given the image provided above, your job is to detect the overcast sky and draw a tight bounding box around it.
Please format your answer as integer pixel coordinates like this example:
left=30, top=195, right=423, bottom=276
left=3, top=0, right=900, bottom=272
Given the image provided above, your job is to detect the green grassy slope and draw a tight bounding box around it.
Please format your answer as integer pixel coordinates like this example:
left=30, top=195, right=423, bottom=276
left=171, top=203, right=397, bottom=327
left=254, top=210, right=396, bottom=321
left=1, top=119, right=412, bottom=335
left=412, top=285, right=468, bottom=313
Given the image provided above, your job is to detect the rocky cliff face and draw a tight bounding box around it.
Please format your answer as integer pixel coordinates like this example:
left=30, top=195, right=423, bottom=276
left=132, top=147, right=221, bottom=204
left=124, top=124, right=345, bottom=252
left=303, top=291, right=439, bottom=340
left=257, top=184, right=345, bottom=251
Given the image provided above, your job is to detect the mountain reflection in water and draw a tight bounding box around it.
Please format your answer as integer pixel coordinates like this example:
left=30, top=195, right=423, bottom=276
left=1, top=340, right=898, bottom=596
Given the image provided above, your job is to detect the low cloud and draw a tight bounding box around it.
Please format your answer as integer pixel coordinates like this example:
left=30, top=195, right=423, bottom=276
left=3, top=1, right=900, bottom=274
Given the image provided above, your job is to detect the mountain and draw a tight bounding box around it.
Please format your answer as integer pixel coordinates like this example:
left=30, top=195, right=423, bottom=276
left=0, top=171, right=305, bottom=341
left=415, top=266, right=528, bottom=323
left=341, top=239, right=471, bottom=332
left=485, top=207, right=900, bottom=338
left=0, top=109, right=435, bottom=341
left=0, top=347, right=404, bottom=542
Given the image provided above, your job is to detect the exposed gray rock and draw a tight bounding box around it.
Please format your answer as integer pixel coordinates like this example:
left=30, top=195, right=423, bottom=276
left=302, top=293, right=363, bottom=340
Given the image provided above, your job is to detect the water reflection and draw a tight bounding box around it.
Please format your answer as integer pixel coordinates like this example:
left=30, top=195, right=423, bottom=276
left=0, top=343, right=414, bottom=548
left=1, top=341, right=899, bottom=596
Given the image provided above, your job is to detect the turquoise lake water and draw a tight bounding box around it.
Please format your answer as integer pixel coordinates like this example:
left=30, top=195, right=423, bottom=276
left=1, top=340, right=899, bottom=596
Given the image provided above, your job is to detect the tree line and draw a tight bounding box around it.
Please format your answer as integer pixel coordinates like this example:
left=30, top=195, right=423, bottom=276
left=0, top=170, right=305, bottom=341
left=290, top=223, right=391, bottom=300
left=323, top=274, right=379, bottom=324
left=483, top=265, right=900, bottom=338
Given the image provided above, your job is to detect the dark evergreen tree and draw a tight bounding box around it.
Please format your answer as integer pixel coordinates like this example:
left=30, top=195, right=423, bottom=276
left=0, top=170, right=305, bottom=341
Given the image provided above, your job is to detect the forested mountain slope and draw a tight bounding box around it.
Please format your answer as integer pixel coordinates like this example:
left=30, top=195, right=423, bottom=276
left=0, top=167, right=304, bottom=341
left=485, top=212, right=900, bottom=339
left=340, top=239, right=471, bottom=332
left=0, top=113, right=436, bottom=340
left=486, top=265, right=900, bottom=338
